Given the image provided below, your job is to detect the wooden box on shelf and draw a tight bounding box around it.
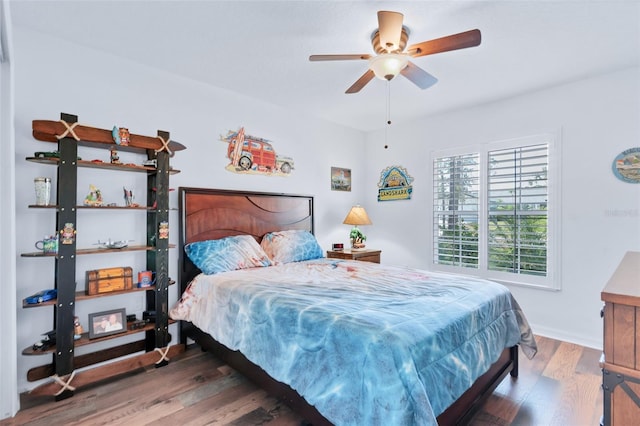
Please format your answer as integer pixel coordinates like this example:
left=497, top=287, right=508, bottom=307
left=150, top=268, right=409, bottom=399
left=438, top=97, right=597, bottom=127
left=86, top=266, right=133, bottom=295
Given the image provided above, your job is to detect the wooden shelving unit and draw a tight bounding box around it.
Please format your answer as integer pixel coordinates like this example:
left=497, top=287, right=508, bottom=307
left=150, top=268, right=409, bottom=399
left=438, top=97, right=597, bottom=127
left=21, top=113, right=186, bottom=400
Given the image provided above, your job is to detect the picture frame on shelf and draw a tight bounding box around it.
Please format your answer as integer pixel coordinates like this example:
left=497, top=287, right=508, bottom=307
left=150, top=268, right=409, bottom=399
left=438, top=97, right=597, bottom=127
left=88, top=308, right=126, bottom=339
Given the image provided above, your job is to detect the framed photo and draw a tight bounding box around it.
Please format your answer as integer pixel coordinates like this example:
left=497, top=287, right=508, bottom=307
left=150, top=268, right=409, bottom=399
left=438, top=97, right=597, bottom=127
left=88, top=308, right=126, bottom=339
left=331, top=167, right=351, bottom=191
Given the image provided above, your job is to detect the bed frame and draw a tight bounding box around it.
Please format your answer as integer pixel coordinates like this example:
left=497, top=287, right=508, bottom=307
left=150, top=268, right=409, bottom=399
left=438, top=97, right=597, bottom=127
left=178, top=187, right=518, bottom=425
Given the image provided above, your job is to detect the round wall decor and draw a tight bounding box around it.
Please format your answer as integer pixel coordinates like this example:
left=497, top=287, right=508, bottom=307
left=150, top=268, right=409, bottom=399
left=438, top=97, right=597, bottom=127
left=612, top=147, right=640, bottom=183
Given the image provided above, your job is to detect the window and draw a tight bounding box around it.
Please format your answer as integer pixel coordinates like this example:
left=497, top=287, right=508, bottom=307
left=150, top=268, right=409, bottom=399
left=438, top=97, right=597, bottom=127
left=432, top=134, right=559, bottom=289
left=488, top=145, right=548, bottom=276
left=433, top=153, right=480, bottom=268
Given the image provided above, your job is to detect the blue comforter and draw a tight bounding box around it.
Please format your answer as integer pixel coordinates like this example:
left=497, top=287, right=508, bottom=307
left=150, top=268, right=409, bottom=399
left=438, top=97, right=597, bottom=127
left=170, top=259, right=537, bottom=425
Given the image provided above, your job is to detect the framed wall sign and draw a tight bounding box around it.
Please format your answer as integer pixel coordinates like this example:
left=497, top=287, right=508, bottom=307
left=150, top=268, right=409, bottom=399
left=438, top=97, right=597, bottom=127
left=377, top=165, right=414, bottom=201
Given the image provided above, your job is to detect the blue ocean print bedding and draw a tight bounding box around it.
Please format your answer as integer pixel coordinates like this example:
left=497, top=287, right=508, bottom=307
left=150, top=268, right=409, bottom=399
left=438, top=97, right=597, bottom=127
left=170, top=259, right=537, bottom=425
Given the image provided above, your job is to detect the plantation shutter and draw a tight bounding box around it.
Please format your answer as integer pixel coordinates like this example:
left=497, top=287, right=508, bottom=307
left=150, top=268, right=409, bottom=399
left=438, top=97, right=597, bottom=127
left=433, top=153, right=480, bottom=267
left=487, top=144, right=548, bottom=276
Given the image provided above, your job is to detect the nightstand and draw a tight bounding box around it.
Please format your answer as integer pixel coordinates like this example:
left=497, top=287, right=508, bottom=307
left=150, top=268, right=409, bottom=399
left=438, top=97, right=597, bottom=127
left=326, top=249, right=381, bottom=264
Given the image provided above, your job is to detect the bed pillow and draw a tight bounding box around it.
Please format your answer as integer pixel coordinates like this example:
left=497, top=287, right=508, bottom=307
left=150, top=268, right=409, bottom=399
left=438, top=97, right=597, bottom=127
left=260, top=230, right=324, bottom=264
left=185, top=235, right=271, bottom=275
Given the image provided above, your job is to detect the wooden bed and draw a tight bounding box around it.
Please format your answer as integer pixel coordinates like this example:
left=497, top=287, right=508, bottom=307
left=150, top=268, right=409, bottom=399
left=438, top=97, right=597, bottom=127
left=177, top=187, right=518, bottom=425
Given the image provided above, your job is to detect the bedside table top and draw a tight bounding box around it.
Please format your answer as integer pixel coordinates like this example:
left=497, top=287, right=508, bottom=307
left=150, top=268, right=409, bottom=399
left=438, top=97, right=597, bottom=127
left=326, top=249, right=381, bottom=263
left=328, top=249, right=381, bottom=255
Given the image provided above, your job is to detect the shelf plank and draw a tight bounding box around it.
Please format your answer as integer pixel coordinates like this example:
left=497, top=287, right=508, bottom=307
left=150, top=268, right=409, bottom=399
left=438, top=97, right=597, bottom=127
left=26, top=157, right=181, bottom=174
left=22, top=281, right=176, bottom=308
left=21, top=244, right=175, bottom=257
left=28, top=204, right=153, bottom=210
left=20, top=252, right=58, bottom=258
left=27, top=340, right=148, bottom=381
left=22, top=320, right=177, bottom=355
left=28, top=343, right=185, bottom=396
left=27, top=204, right=178, bottom=211
left=76, top=245, right=174, bottom=255
left=31, top=120, right=186, bottom=153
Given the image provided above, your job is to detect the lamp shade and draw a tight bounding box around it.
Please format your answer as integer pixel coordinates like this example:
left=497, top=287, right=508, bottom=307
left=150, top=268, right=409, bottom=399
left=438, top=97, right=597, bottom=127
left=368, top=53, right=409, bottom=81
left=343, top=205, right=372, bottom=226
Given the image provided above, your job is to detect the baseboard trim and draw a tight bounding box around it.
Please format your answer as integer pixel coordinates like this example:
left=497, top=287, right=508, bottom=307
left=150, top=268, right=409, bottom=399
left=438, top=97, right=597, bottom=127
left=531, top=324, right=602, bottom=350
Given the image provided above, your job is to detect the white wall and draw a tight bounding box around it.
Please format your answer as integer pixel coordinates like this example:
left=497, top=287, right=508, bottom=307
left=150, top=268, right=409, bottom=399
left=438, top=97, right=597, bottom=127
left=0, top=0, right=18, bottom=419
left=11, top=27, right=366, bottom=394
left=364, top=67, right=640, bottom=349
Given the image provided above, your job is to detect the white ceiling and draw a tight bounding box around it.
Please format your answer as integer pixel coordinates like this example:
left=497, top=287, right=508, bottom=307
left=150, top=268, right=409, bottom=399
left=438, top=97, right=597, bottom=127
left=10, top=0, right=640, bottom=132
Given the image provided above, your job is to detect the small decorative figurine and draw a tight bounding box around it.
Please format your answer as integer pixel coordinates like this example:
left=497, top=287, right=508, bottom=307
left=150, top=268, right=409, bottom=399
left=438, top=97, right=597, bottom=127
left=110, top=148, right=121, bottom=164
left=159, top=221, right=169, bottom=239
left=119, top=127, right=130, bottom=146
left=94, top=238, right=131, bottom=249
left=74, top=316, right=83, bottom=340
left=123, top=187, right=134, bottom=206
left=60, top=222, right=76, bottom=245
left=112, top=126, right=120, bottom=145
left=111, top=126, right=130, bottom=146
left=84, top=184, right=103, bottom=206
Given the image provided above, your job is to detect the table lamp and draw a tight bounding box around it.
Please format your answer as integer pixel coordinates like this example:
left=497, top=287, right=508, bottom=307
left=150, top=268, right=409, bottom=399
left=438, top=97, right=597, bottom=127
left=343, top=205, right=372, bottom=250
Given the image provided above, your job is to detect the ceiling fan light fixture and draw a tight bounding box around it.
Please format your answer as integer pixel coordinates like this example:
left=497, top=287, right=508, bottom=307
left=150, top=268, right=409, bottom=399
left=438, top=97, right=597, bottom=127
left=368, top=53, right=409, bottom=81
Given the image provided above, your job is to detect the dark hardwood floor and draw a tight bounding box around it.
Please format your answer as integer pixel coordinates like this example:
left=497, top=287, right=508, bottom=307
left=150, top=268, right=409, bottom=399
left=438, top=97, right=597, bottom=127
left=1, top=335, right=602, bottom=425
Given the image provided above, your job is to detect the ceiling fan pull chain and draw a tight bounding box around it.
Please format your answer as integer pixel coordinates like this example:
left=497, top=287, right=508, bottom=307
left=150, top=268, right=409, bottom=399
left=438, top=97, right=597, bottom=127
left=384, top=81, right=391, bottom=149
left=386, top=80, right=392, bottom=126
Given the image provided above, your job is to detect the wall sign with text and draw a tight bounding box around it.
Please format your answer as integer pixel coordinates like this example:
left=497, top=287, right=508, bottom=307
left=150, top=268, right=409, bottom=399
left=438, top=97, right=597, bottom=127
left=377, top=165, right=414, bottom=201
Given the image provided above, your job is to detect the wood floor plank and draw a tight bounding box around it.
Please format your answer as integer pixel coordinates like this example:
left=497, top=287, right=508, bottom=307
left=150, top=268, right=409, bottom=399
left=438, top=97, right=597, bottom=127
left=510, top=375, right=562, bottom=426
left=484, top=342, right=560, bottom=422
left=575, top=345, right=603, bottom=375
left=205, top=389, right=271, bottom=425
left=481, top=388, right=521, bottom=423
left=542, top=341, right=583, bottom=380
left=68, top=360, right=230, bottom=425
left=157, top=381, right=262, bottom=424
left=261, top=406, right=305, bottom=426
left=66, top=360, right=220, bottom=423
left=229, top=407, right=275, bottom=425
left=547, top=371, right=602, bottom=426
left=2, top=395, right=98, bottom=426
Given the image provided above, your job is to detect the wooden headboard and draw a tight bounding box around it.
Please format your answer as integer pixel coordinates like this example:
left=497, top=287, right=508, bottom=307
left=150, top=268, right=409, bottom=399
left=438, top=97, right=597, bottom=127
left=178, top=187, right=315, bottom=292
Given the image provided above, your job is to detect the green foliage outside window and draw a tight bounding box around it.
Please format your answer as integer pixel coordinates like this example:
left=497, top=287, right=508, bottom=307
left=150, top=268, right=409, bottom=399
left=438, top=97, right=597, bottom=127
left=437, top=220, right=478, bottom=267
left=488, top=205, right=547, bottom=276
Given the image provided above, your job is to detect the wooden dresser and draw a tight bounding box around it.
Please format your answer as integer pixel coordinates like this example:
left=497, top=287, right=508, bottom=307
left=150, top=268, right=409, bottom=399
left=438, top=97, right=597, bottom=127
left=601, top=251, right=640, bottom=426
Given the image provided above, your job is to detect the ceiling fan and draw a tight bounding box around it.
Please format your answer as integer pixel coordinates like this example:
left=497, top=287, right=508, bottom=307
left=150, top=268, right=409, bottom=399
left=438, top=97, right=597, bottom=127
left=309, top=11, right=481, bottom=94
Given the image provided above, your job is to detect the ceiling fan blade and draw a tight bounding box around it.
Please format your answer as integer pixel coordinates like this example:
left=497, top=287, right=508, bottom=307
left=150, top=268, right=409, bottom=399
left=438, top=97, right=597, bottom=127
left=400, top=61, right=438, bottom=90
left=377, top=11, right=404, bottom=52
left=346, top=69, right=375, bottom=94
left=407, top=29, right=481, bottom=58
left=309, top=54, right=371, bottom=61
